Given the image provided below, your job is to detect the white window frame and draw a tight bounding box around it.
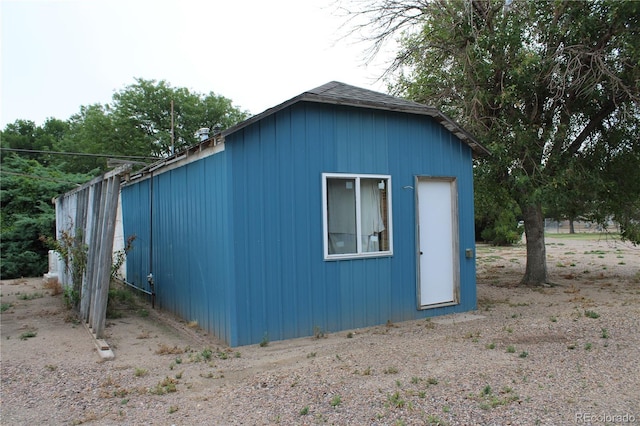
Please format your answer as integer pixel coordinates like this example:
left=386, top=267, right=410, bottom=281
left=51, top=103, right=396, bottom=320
left=322, top=173, right=393, bottom=260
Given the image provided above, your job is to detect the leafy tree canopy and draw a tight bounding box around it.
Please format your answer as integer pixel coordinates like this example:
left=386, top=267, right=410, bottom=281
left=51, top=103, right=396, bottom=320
left=345, top=0, right=640, bottom=284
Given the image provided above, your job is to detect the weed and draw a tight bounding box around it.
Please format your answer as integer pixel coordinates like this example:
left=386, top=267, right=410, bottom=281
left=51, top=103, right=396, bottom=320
left=395, top=379, right=402, bottom=387
left=201, top=348, right=212, bottom=360
left=330, top=394, right=342, bottom=407
left=175, top=371, right=183, bottom=379
left=168, top=405, right=179, bottom=414
left=138, top=309, right=149, bottom=317
left=155, top=344, right=184, bottom=355
left=601, top=328, right=609, bottom=339
left=217, top=350, right=228, bottom=360
left=584, top=310, right=600, bottom=319
left=307, top=352, right=317, bottom=358
left=346, top=332, right=354, bottom=338
left=443, top=406, right=451, bottom=413
left=260, top=333, right=269, bottom=347
left=482, top=385, right=492, bottom=396
left=362, top=366, right=372, bottom=376
left=411, top=376, right=420, bottom=384
left=313, top=326, right=326, bottom=339
left=187, top=320, right=198, bottom=328
left=20, top=330, right=37, bottom=340
left=519, top=351, right=529, bottom=358
left=175, top=357, right=182, bottom=364
left=426, top=414, right=445, bottom=425
left=427, top=377, right=439, bottom=385
left=45, top=364, right=57, bottom=371
left=299, top=406, right=309, bottom=415
left=418, top=390, right=427, bottom=398
left=1, top=302, right=12, bottom=313
left=567, top=344, right=576, bottom=350
left=150, top=377, right=178, bottom=395
left=383, top=366, right=399, bottom=374
left=506, top=345, right=516, bottom=353
left=584, top=342, right=593, bottom=351
left=387, top=391, right=405, bottom=408
left=485, top=342, right=496, bottom=349
left=134, top=368, right=148, bottom=377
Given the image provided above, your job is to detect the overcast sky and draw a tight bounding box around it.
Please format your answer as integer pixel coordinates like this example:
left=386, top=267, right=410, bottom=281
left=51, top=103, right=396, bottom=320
left=1, top=0, right=394, bottom=129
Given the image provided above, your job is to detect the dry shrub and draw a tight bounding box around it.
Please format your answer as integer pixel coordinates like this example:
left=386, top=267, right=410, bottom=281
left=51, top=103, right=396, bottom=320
left=155, top=344, right=184, bottom=355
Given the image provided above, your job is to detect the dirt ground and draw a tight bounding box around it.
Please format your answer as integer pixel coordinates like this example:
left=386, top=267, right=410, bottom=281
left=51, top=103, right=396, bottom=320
left=1, top=234, right=638, bottom=425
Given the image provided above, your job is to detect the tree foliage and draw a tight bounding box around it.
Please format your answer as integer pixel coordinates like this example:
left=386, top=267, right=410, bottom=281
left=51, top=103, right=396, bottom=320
left=110, top=78, right=249, bottom=157
left=0, top=155, right=93, bottom=279
left=345, top=0, right=640, bottom=284
left=1, top=78, right=249, bottom=279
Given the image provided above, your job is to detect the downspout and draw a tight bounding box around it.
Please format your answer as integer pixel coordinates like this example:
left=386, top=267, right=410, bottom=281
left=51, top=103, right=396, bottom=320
left=147, top=170, right=155, bottom=308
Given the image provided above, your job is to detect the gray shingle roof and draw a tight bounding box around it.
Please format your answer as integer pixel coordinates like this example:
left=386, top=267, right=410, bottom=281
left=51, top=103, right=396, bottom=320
left=221, top=81, right=489, bottom=157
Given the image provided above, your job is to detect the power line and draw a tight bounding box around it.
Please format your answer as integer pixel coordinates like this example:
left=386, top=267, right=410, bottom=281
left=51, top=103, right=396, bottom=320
left=0, top=147, right=159, bottom=161
left=0, top=170, right=82, bottom=187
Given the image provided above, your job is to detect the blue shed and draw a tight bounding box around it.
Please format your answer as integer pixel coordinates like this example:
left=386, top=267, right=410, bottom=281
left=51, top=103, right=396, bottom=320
left=120, top=81, right=489, bottom=347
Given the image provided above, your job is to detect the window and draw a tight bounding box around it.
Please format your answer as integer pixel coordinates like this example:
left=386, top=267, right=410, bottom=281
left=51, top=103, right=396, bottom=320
left=322, top=173, right=392, bottom=260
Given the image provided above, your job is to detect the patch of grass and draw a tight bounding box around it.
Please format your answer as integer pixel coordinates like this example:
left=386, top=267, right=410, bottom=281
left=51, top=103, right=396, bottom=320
left=601, top=328, right=609, bottom=339
left=485, top=342, right=496, bottom=349
left=1, top=302, right=12, bottom=313
left=519, top=351, right=529, bottom=358
left=383, top=366, right=399, bottom=374
left=307, top=352, right=317, bottom=358
left=18, top=292, right=44, bottom=300
left=550, top=316, right=557, bottom=322
left=201, top=348, right=212, bottom=360
left=427, top=377, right=439, bottom=385
left=137, top=309, right=149, bottom=317
left=361, top=366, right=372, bottom=376
left=584, top=310, right=600, bottom=319
left=506, top=345, right=516, bottom=353
left=387, top=391, right=405, bottom=408
left=20, top=330, right=37, bottom=340
left=584, top=342, right=593, bottom=351
left=134, top=368, right=148, bottom=377
left=330, top=394, right=342, bottom=407
left=168, top=405, right=179, bottom=414
left=299, top=406, right=309, bottom=415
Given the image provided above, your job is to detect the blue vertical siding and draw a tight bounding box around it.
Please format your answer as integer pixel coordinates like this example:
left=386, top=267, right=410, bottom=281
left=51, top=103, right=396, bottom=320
left=122, top=100, right=477, bottom=347
left=121, top=151, right=235, bottom=345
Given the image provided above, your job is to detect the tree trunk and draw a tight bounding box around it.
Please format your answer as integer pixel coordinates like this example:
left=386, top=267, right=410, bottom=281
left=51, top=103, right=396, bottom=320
left=521, top=203, right=549, bottom=285
left=569, top=218, right=575, bottom=234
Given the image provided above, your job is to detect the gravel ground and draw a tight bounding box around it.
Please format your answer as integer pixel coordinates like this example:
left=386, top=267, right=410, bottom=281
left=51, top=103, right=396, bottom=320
left=1, top=235, right=639, bottom=425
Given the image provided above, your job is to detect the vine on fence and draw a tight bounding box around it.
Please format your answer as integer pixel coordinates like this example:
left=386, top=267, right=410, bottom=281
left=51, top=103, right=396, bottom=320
left=41, top=225, right=87, bottom=309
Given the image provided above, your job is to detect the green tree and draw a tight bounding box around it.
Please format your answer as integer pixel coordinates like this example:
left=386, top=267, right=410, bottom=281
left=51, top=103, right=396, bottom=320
left=0, top=155, right=92, bottom=279
left=110, top=78, right=249, bottom=156
left=346, top=0, right=640, bottom=284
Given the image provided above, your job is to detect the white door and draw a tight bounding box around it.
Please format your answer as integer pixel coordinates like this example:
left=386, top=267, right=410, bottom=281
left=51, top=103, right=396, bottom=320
left=416, top=177, right=459, bottom=307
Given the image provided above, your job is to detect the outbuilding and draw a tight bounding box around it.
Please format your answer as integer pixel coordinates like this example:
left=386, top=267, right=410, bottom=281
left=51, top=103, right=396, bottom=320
left=121, top=81, right=489, bottom=346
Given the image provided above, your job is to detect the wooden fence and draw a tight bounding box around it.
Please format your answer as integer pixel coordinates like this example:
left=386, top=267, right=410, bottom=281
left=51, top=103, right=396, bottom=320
left=54, top=165, right=130, bottom=339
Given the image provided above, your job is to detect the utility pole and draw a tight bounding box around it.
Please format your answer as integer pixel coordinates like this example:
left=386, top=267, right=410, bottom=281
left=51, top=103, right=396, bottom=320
left=170, top=99, right=175, bottom=155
